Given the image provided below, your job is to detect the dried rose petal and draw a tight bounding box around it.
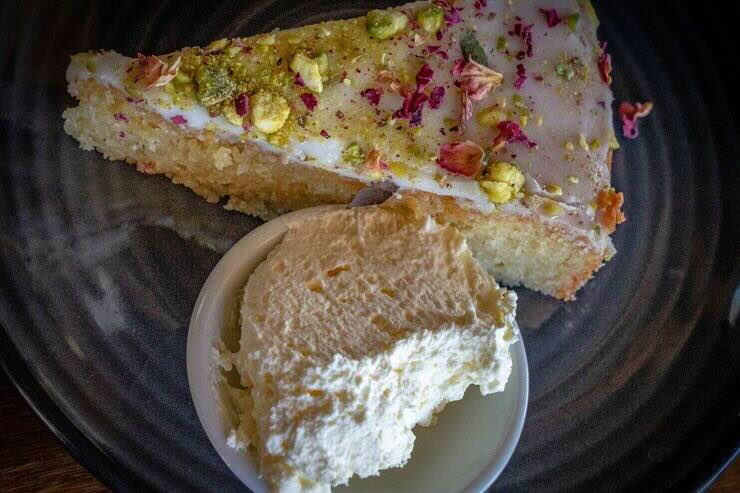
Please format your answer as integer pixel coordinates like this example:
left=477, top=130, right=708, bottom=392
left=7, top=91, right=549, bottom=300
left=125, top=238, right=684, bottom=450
left=365, top=148, right=388, bottom=173
left=511, top=23, right=533, bottom=59
left=436, top=0, right=462, bottom=25
left=461, top=91, right=473, bottom=130
left=300, top=92, right=318, bottom=111
left=539, top=8, right=562, bottom=28
left=416, top=63, right=434, bottom=91
left=360, top=88, right=383, bottom=106
left=294, top=73, right=305, bottom=86
left=493, top=120, right=536, bottom=149
left=457, top=59, right=503, bottom=100
left=171, top=115, right=187, bottom=125
left=114, top=113, right=128, bottom=122
left=393, top=65, right=434, bottom=126
left=619, top=101, right=653, bottom=138
left=234, top=93, right=249, bottom=116
left=134, top=54, right=181, bottom=90
left=424, top=45, right=449, bottom=60
left=437, top=141, right=484, bottom=176
left=320, top=129, right=330, bottom=138
left=596, top=187, right=626, bottom=232
left=474, top=0, right=487, bottom=10
left=452, top=58, right=466, bottom=76
left=429, top=86, right=445, bottom=109
left=514, top=63, right=527, bottom=89
left=598, top=41, right=613, bottom=85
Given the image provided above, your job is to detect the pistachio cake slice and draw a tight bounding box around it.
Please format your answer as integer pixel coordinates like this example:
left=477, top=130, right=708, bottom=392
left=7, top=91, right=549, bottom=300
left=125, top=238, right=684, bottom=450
left=63, top=0, right=624, bottom=300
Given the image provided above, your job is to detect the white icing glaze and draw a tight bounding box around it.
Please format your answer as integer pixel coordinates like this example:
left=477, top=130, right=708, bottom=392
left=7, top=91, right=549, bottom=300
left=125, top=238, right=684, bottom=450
left=65, top=0, right=616, bottom=249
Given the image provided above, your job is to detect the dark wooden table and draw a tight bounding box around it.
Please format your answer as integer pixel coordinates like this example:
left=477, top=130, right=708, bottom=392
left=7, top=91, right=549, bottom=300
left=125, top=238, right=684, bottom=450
left=0, top=372, right=737, bottom=492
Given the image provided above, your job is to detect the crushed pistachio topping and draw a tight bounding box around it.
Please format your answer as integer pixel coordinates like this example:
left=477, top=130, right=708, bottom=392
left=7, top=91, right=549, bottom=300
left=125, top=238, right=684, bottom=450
left=289, top=53, right=323, bottom=93
left=250, top=90, right=290, bottom=134
left=555, top=57, right=586, bottom=81
left=342, top=143, right=365, bottom=165
left=568, top=175, right=580, bottom=184
left=417, top=6, right=444, bottom=34
left=480, top=161, right=525, bottom=204
left=196, top=65, right=236, bottom=106
left=545, top=184, right=563, bottom=196
left=366, top=9, right=408, bottom=40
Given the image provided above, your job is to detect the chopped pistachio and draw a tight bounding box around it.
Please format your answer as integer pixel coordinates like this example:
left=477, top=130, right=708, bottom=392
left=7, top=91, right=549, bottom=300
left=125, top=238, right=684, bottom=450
left=366, top=9, right=408, bottom=40
left=536, top=115, right=544, bottom=127
left=389, top=161, right=410, bottom=178
left=566, top=13, right=580, bottom=32
left=555, top=62, right=575, bottom=81
left=480, top=181, right=512, bottom=204
left=476, top=107, right=506, bottom=127
left=255, top=33, right=276, bottom=45
left=342, top=78, right=352, bottom=86
left=342, top=143, right=365, bottom=165
left=195, top=65, right=236, bottom=106
left=512, top=94, right=526, bottom=109
left=250, top=90, right=290, bottom=134
left=579, top=133, right=589, bottom=151
left=207, top=38, right=229, bottom=52
left=589, top=138, right=601, bottom=151
left=225, top=45, right=242, bottom=57
left=290, top=53, right=323, bottom=93
left=568, top=175, right=580, bottom=184
left=564, top=141, right=575, bottom=151
left=417, top=6, right=444, bottom=34
left=519, top=115, right=529, bottom=127
left=541, top=200, right=563, bottom=217
left=496, top=36, right=507, bottom=52
left=486, top=161, right=525, bottom=191
left=174, top=71, right=192, bottom=84
left=545, top=184, right=563, bottom=196
left=222, top=104, right=243, bottom=126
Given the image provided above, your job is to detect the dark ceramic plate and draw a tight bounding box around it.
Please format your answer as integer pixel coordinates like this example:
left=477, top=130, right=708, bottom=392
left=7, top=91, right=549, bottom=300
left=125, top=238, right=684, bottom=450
left=1, top=0, right=738, bottom=491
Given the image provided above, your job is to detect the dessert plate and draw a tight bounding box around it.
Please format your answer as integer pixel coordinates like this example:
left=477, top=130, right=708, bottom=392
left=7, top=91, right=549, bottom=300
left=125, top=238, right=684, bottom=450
left=0, top=1, right=738, bottom=492
left=186, top=205, right=529, bottom=493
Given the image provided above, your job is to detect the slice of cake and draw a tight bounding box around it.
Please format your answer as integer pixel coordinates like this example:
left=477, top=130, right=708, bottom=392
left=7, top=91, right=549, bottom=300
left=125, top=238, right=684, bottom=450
left=230, top=206, right=518, bottom=491
left=63, top=0, right=623, bottom=299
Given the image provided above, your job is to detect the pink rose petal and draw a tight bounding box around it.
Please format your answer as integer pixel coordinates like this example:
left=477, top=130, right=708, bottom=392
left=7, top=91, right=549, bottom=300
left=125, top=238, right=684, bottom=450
left=437, top=141, right=484, bottom=176
left=300, top=92, right=318, bottom=111
left=619, top=101, right=653, bottom=138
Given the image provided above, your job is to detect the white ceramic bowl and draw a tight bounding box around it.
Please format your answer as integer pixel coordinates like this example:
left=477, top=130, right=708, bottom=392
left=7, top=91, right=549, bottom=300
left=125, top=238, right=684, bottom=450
left=187, top=205, right=529, bottom=493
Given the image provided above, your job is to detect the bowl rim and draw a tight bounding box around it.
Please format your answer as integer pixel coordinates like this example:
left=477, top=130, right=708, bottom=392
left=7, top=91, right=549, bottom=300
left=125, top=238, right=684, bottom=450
left=185, top=205, right=529, bottom=493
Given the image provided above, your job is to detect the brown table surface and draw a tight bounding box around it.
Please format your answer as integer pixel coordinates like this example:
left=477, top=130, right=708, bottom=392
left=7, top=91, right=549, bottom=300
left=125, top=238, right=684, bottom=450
left=0, top=372, right=737, bottom=492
